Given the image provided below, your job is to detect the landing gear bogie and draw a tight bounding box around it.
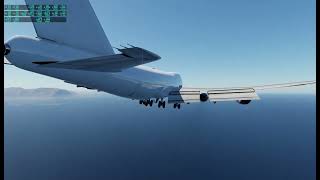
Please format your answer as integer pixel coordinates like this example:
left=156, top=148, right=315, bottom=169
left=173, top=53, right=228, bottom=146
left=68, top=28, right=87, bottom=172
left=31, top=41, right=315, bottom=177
left=173, top=103, right=181, bottom=109
left=139, top=99, right=160, bottom=108
left=158, top=100, right=166, bottom=108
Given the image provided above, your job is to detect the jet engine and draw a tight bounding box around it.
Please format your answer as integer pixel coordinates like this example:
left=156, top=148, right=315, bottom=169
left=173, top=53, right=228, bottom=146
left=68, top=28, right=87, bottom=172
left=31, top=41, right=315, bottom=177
left=4, top=44, right=10, bottom=55
left=237, top=100, right=252, bottom=105
left=200, top=93, right=209, bottom=102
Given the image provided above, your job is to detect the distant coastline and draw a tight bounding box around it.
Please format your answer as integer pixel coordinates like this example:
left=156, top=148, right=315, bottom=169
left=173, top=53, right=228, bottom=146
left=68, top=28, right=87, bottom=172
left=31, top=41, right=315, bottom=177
left=4, top=87, right=77, bottom=98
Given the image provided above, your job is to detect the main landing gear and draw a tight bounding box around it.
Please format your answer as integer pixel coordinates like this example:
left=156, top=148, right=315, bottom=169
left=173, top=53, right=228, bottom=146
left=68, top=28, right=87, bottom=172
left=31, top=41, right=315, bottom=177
left=158, top=100, right=165, bottom=108
left=173, top=103, right=181, bottom=109
left=139, top=99, right=153, bottom=106
left=139, top=99, right=181, bottom=110
left=139, top=99, right=166, bottom=108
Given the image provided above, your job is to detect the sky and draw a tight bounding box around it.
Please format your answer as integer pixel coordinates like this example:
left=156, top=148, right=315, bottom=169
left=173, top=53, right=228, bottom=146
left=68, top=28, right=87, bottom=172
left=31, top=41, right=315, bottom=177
left=4, top=0, right=316, bottom=94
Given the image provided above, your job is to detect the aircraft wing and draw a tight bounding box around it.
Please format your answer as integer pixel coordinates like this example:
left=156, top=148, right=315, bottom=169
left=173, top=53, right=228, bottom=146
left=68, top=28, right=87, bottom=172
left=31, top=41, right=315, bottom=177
left=25, top=0, right=114, bottom=55
left=25, top=0, right=161, bottom=72
left=168, top=80, right=316, bottom=104
left=32, top=46, right=161, bottom=72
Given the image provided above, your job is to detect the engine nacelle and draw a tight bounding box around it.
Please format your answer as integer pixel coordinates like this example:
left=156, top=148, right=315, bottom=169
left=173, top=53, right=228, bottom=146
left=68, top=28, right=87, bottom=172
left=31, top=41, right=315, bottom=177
left=237, top=100, right=252, bottom=105
left=200, top=93, right=209, bottom=102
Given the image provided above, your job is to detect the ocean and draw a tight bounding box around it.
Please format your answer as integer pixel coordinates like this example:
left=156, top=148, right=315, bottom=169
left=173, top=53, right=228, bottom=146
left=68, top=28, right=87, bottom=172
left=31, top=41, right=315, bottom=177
left=4, top=94, right=316, bottom=180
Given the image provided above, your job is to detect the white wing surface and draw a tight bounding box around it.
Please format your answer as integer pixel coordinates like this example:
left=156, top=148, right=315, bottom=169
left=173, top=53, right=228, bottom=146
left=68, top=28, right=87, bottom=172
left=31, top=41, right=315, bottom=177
left=168, top=81, right=316, bottom=104
left=25, top=0, right=114, bottom=55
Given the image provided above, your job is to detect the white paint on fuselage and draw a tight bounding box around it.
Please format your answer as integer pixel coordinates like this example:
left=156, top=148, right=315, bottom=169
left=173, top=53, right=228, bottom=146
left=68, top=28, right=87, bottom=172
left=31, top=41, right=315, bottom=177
left=5, top=36, right=182, bottom=99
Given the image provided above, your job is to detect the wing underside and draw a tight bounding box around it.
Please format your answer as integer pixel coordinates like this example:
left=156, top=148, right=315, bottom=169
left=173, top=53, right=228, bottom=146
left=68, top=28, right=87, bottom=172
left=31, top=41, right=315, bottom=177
left=33, top=46, right=161, bottom=72
left=168, top=80, right=316, bottom=104
left=34, top=54, right=134, bottom=72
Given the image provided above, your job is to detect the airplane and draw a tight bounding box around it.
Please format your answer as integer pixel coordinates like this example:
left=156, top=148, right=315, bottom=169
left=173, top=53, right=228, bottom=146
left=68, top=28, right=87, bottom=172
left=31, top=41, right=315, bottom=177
left=4, top=0, right=316, bottom=110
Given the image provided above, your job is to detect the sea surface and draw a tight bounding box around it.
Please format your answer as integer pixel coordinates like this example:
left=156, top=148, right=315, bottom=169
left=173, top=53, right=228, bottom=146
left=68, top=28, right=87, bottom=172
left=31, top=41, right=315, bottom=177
left=4, top=94, right=316, bottom=180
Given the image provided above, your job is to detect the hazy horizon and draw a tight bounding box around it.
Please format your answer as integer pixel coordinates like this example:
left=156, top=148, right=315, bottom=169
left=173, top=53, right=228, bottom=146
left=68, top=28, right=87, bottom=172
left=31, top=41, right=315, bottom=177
left=3, top=85, right=317, bottom=96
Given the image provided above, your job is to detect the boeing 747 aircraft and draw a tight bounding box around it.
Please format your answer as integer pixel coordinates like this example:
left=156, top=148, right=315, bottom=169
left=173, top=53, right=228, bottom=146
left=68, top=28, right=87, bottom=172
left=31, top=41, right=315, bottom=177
left=4, top=0, right=316, bottom=109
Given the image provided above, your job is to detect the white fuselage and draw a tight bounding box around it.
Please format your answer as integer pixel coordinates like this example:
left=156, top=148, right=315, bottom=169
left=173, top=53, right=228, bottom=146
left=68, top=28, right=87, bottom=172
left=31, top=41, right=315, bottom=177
left=5, top=36, right=183, bottom=100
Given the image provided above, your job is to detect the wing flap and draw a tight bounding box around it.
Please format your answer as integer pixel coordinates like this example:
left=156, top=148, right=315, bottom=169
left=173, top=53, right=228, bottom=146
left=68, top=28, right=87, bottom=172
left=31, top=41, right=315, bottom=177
left=168, top=91, right=200, bottom=104
left=208, top=88, right=260, bottom=102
